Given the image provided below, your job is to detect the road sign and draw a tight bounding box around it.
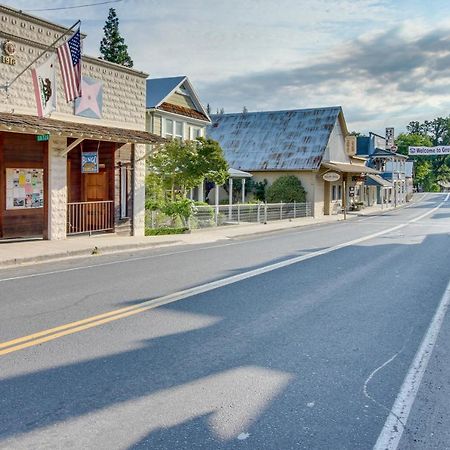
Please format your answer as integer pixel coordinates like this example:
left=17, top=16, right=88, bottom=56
left=409, top=146, right=450, bottom=156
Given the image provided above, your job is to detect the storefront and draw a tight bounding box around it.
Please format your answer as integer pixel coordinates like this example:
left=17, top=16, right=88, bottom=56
left=0, top=5, right=164, bottom=240
left=0, top=114, right=164, bottom=240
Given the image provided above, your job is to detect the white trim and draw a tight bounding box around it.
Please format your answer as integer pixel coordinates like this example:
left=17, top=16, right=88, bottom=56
left=147, top=108, right=210, bottom=125
left=152, top=76, right=211, bottom=121
left=154, top=76, right=187, bottom=108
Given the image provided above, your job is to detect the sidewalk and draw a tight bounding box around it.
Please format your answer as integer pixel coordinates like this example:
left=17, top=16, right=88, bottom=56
left=0, top=202, right=406, bottom=269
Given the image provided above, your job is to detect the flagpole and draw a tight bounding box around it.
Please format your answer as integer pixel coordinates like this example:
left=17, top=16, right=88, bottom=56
left=0, top=20, right=81, bottom=93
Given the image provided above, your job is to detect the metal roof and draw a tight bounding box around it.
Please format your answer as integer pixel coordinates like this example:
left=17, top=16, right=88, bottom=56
left=146, top=76, right=186, bottom=108
left=228, top=168, right=253, bottom=178
left=366, top=174, right=393, bottom=188
left=322, top=162, right=380, bottom=174
left=207, top=107, right=342, bottom=171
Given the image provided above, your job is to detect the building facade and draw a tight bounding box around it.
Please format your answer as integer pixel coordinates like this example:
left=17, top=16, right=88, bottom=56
left=207, top=107, right=379, bottom=216
left=145, top=76, right=211, bottom=201
left=0, top=5, right=163, bottom=240
left=357, top=132, right=408, bottom=206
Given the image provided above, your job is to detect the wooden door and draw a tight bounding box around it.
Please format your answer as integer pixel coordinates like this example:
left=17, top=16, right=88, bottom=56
left=82, top=171, right=110, bottom=231
left=83, top=171, right=108, bottom=201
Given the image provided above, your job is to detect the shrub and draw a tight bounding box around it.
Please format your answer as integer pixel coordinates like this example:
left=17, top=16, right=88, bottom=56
left=145, top=227, right=189, bottom=236
left=266, top=176, right=306, bottom=203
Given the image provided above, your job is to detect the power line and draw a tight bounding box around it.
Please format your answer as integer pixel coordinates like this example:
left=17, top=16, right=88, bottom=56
left=25, top=0, right=122, bottom=12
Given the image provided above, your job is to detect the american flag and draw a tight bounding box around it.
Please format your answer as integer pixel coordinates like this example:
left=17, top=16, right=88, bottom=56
left=57, top=28, right=82, bottom=102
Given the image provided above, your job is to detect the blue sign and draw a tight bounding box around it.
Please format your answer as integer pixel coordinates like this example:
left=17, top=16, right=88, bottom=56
left=81, top=151, right=99, bottom=173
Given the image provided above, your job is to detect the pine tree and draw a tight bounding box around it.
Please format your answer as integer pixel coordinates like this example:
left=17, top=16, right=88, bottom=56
left=99, top=8, right=133, bottom=68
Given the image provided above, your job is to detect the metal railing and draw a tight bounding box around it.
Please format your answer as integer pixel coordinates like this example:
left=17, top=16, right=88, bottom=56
left=67, top=201, right=114, bottom=235
left=146, top=202, right=313, bottom=230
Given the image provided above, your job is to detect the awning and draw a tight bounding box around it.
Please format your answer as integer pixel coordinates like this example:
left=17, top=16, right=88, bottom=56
left=365, top=174, right=393, bottom=188
left=322, top=162, right=380, bottom=174
left=0, top=112, right=166, bottom=145
left=228, top=167, right=253, bottom=178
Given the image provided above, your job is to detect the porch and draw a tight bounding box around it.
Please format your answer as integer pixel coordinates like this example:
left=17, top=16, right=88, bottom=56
left=0, top=113, right=165, bottom=240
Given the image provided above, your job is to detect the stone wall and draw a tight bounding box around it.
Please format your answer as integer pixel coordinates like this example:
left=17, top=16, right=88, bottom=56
left=0, top=5, right=147, bottom=131
left=46, top=135, right=67, bottom=240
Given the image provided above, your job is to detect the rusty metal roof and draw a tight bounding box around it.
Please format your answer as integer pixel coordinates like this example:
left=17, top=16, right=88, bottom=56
left=207, top=107, right=342, bottom=171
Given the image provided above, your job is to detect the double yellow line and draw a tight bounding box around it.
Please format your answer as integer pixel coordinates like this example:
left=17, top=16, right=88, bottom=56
left=0, top=301, right=159, bottom=356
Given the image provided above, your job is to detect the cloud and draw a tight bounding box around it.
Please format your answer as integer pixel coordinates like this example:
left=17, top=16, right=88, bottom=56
left=3, top=0, right=450, bottom=132
left=198, top=25, right=450, bottom=132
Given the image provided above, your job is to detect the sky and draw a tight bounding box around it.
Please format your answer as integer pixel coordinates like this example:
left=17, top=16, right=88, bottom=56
left=4, top=0, right=450, bottom=134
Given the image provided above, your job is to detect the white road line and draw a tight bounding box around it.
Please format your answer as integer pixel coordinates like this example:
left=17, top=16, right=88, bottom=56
left=373, top=276, right=450, bottom=450
left=1, top=196, right=445, bottom=336
left=0, top=194, right=445, bottom=284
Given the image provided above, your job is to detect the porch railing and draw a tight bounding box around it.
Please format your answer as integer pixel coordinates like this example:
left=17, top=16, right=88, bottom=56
left=67, top=201, right=114, bottom=235
left=146, top=202, right=313, bottom=230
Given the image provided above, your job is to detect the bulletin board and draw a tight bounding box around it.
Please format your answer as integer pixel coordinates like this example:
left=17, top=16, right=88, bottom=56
left=5, top=168, right=44, bottom=209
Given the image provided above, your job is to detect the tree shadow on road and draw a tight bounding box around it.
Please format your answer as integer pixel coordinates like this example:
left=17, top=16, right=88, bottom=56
left=1, top=230, right=450, bottom=449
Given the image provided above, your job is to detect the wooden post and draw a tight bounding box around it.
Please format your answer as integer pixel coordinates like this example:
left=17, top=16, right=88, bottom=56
left=342, top=178, right=347, bottom=220
left=229, top=177, right=233, bottom=220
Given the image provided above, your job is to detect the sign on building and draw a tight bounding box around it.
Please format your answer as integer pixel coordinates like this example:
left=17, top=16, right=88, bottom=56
left=385, top=127, right=395, bottom=150
left=5, top=168, right=44, bottom=209
left=408, top=146, right=450, bottom=156
left=323, top=171, right=341, bottom=182
left=345, top=136, right=357, bottom=156
left=1, top=40, right=17, bottom=65
left=81, top=151, right=99, bottom=173
left=374, top=135, right=386, bottom=150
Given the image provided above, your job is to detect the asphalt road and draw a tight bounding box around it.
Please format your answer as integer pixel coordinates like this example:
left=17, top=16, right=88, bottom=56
left=1, top=193, right=450, bottom=449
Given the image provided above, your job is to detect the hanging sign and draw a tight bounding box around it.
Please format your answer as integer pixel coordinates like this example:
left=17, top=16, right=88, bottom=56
left=408, top=146, right=450, bottom=156
left=323, top=171, right=341, bottom=182
left=81, top=151, right=99, bottom=173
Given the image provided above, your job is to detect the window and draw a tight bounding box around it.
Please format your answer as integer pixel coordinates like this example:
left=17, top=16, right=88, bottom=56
left=165, top=119, right=173, bottom=139
left=332, top=184, right=342, bottom=201
left=165, top=118, right=183, bottom=140
left=177, top=84, right=189, bottom=96
left=175, top=121, right=183, bottom=140
left=189, top=126, right=203, bottom=140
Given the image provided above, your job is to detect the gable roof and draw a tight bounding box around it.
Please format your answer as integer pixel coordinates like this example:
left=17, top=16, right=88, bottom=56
left=146, top=76, right=210, bottom=122
left=146, top=76, right=186, bottom=108
left=207, top=107, right=343, bottom=171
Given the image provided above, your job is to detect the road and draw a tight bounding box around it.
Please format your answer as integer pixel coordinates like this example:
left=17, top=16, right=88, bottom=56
left=1, top=193, right=450, bottom=449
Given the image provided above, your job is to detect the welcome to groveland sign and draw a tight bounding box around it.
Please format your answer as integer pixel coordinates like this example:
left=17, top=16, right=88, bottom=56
left=408, top=146, right=450, bottom=156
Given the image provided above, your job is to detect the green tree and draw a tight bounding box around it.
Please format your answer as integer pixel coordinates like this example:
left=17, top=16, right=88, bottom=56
left=146, top=138, right=228, bottom=201
left=266, top=176, right=306, bottom=203
left=99, top=8, right=133, bottom=67
left=395, top=133, right=432, bottom=156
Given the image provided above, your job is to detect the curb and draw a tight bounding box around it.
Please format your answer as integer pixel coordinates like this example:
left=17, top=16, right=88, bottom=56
left=0, top=239, right=183, bottom=269
left=0, top=201, right=416, bottom=270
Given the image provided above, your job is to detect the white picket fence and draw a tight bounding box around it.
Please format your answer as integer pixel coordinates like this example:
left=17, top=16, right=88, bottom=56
left=146, top=202, right=313, bottom=230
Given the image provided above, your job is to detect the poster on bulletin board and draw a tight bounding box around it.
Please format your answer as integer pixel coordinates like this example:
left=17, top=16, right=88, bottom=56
left=6, top=168, right=44, bottom=209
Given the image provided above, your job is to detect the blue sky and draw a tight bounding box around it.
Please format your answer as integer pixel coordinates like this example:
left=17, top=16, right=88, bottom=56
left=4, top=0, right=450, bottom=134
